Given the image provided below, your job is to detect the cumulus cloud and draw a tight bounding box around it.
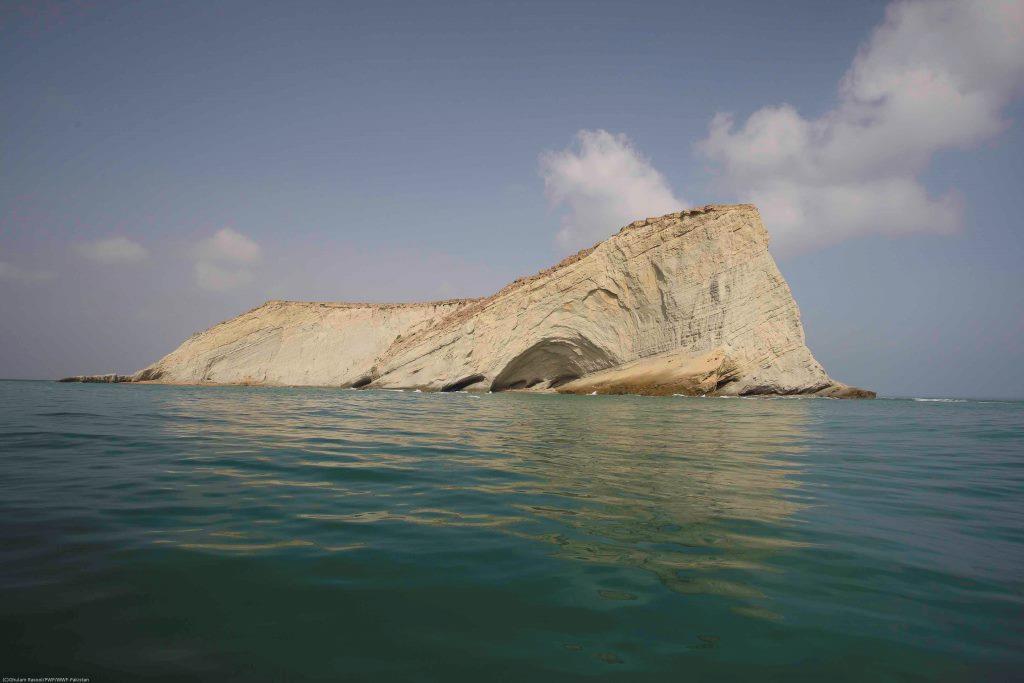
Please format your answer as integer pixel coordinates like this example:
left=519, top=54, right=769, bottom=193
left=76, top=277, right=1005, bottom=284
left=194, top=227, right=262, bottom=291
left=540, top=129, right=686, bottom=250
left=197, top=227, right=262, bottom=264
left=699, top=0, right=1024, bottom=254
left=0, top=260, right=53, bottom=284
left=76, top=237, right=148, bottom=264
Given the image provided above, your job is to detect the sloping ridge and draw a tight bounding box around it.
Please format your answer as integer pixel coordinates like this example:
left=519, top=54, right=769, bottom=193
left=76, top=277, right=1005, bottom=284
left=60, top=204, right=873, bottom=398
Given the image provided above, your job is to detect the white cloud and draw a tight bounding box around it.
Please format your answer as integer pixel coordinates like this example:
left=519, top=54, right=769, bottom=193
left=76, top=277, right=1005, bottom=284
left=76, top=237, right=149, bottom=264
left=194, top=228, right=262, bottom=291
left=540, top=129, right=686, bottom=250
left=699, top=0, right=1024, bottom=254
left=197, top=227, right=262, bottom=264
left=0, top=260, right=54, bottom=284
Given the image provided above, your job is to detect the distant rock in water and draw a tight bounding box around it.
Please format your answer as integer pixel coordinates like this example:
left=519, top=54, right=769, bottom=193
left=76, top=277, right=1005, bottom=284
left=58, top=373, right=132, bottom=383
left=62, top=205, right=873, bottom=398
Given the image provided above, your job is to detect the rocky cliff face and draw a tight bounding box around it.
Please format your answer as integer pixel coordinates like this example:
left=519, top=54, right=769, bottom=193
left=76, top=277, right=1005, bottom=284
left=127, top=300, right=476, bottom=387
left=65, top=205, right=872, bottom=397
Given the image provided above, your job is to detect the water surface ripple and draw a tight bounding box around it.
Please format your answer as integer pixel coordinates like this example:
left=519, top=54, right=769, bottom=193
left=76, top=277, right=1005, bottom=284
left=1, top=382, right=1022, bottom=680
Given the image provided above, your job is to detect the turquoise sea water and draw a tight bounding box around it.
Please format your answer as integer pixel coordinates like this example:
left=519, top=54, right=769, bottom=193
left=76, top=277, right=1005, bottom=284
left=1, top=380, right=1022, bottom=681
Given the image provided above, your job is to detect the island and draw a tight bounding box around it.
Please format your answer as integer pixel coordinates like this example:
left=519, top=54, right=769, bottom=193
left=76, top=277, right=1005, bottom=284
left=61, top=204, right=873, bottom=398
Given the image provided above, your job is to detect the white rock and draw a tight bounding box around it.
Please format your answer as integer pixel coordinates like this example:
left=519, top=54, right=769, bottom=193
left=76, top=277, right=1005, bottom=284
left=90, top=205, right=870, bottom=398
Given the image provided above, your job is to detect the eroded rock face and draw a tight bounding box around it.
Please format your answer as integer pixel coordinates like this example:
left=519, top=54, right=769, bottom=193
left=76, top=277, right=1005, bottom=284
left=119, top=300, right=476, bottom=387
left=63, top=205, right=872, bottom=397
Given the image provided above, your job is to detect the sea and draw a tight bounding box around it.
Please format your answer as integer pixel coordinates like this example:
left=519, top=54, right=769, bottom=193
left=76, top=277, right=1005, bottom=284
left=1, top=380, right=1021, bottom=681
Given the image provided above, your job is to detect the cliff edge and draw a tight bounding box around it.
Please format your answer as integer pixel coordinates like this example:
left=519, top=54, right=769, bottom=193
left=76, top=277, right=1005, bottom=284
left=61, top=205, right=873, bottom=398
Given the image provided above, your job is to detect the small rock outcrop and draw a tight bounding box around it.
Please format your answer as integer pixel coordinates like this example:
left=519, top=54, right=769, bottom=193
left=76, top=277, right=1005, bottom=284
left=57, top=373, right=133, bottom=383
left=61, top=205, right=873, bottom=398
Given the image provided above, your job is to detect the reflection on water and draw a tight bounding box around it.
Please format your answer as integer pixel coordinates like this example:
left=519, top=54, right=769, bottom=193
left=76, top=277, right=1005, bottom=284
left=3, top=382, right=1023, bottom=679
left=151, top=388, right=812, bottom=616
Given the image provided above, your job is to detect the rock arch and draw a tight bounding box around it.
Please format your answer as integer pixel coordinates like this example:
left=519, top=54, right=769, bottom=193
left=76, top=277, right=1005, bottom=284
left=490, top=336, right=615, bottom=392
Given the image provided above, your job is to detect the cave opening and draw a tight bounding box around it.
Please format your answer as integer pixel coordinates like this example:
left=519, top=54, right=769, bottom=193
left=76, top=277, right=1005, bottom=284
left=441, top=374, right=487, bottom=392
left=490, top=337, right=612, bottom=392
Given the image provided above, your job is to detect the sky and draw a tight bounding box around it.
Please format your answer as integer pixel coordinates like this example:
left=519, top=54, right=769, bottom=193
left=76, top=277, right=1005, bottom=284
left=1, top=0, right=1022, bottom=398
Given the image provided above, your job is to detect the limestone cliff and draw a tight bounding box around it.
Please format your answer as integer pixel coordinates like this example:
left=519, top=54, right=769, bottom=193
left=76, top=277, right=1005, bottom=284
left=63, top=205, right=872, bottom=397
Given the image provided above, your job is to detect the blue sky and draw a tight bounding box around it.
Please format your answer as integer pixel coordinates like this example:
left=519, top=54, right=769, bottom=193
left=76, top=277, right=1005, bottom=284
left=1, top=0, right=1022, bottom=398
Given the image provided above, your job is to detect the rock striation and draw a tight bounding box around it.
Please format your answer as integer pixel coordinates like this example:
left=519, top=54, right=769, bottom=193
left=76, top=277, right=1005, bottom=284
left=62, top=205, right=872, bottom=398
